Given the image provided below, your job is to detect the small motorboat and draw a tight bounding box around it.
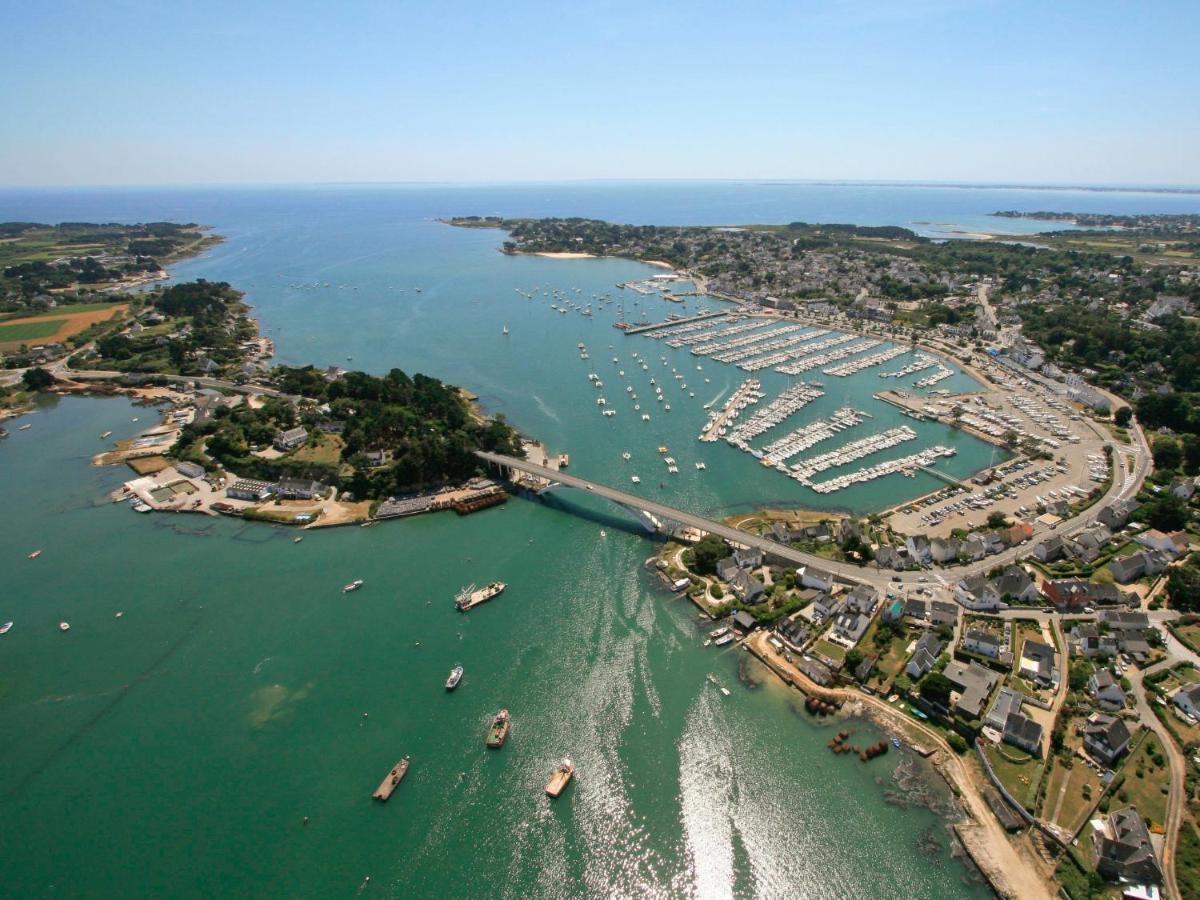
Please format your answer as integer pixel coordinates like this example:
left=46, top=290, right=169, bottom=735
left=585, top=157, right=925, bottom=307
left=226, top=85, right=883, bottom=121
left=100, top=431, right=113, bottom=439
left=59, top=622, right=70, bottom=632
left=18, top=424, right=32, bottom=431
left=0, top=622, right=12, bottom=635
left=445, top=665, right=464, bottom=690
left=294, top=536, right=303, bottom=543
left=27, top=549, right=42, bottom=560
left=631, top=476, right=641, bottom=484
left=545, top=758, right=575, bottom=798
left=343, top=579, right=364, bottom=593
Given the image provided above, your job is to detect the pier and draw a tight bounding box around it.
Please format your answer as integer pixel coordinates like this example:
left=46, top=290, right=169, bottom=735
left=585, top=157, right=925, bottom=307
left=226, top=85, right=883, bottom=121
left=699, top=378, right=762, bottom=442
left=625, top=310, right=729, bottom=335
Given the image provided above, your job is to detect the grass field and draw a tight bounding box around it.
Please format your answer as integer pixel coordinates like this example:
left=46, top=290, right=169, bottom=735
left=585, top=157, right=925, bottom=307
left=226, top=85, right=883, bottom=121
left=982, top=743, right=1046, bottom=812
left=291, top=433, right=344, bottom=466
left=0, top=318, right=66, bottom=342
left=811, top=638, right=846, bottom=664
left=1042, top=758, right=1103, bottom=835
left=0, top=303, right=126, bottom=351
left=1113, top=733, right=1169, bottom=829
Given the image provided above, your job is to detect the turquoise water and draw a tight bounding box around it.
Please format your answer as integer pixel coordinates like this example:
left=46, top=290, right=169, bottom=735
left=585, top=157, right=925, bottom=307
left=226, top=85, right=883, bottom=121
left=0, top=181, right=1159, bottom=896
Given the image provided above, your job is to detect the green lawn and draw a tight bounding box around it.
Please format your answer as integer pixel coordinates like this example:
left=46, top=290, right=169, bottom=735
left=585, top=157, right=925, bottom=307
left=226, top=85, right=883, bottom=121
left=1113, top=733, right=1169, bottom=829
left=0, top=318, right=66, bottom=341
left=811, top=638, right=846, bottom=664
left=1041, top=758, right=1103, bottom=835
left=982, top=743, right=1046, bottom=812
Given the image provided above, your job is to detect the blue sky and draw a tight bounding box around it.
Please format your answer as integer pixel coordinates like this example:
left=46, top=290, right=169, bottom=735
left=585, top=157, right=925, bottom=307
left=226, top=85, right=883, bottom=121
left=2, top=0, right=1197, bottom=186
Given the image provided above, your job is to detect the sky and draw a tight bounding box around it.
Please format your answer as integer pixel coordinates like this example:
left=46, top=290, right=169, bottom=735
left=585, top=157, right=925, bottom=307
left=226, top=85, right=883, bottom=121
left=2, top=0, right=1197, bottom=187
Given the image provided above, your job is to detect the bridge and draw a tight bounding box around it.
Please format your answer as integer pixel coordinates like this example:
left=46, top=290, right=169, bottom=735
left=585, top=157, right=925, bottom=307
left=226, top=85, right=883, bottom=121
left=474, top=450, right=868, bottom=585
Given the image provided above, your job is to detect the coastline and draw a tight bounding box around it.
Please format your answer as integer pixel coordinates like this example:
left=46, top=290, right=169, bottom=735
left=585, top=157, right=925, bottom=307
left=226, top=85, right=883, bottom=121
left=743, top=631, right=1053, bottom=899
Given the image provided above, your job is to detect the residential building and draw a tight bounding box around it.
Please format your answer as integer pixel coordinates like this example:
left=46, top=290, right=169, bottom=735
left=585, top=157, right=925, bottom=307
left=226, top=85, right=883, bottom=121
left=906, top=632, right=943, bottom=680
left=984, top=686, right=1024, bottom=732
left=728, top=569, right=765, bottom=604
left=1173, top=683, right=1200, bottom=719
left=1097, top=499, right=1138, bottom=531
left=962, top=628, right=1002, bottom=659
left=1083, top=713, right=1132, bottom=766
left=1003, top=712, right=1044, bottom=756
left=798, top=565, right=835, bottom=593
left=929, top=600, right=958, bottom=629
left=1093, top=806, right=1162, bottom=885
left=273, top=426, right=309, bottom=452
left=1088, top=669, right=1126, bottom=711
left=1043, top=579, right=1135, bottom=611
left=275, top=478, right=328, bottom=501
left=1018, top=640, right=1056, bottom=688
left=906, top=534, right=932, bottom=565
left=942, top=660, right=1000, bottom=719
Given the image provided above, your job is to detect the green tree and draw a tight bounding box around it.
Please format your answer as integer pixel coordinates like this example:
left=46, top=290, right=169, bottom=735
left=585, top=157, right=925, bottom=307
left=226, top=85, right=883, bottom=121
left=20, top=366, right=54, bottom=391
left=1167, top=566, right=1200, bottom=613
left=947, top=733, right=968, bottom=754
left=1182, top=433, right=1200, bottom=475
left=1152, top=436, right=1183, bottom=472
left=1143, top=494, right=1189, bottom=532
left=986, top=511, right=1009, bottom=529
left=920, top=672, right=954, bottom=706
left=844, top=649, right=865, bottom=673
left=1114, top=406, right=1133, bottom=428
left=691, top=535, right=731, bottom=576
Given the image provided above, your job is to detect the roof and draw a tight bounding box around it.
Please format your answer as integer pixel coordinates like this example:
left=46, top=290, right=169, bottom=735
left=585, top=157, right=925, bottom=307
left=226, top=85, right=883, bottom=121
left=1004, top=711, right=1043, bottom=747
left=732, top=609, right=758, bottom=630
left=1084, top=713, right=1131, bottom=751
left=985, top=686, right=1024, bottom=730
left=943, top=660, right=1000, bottom=718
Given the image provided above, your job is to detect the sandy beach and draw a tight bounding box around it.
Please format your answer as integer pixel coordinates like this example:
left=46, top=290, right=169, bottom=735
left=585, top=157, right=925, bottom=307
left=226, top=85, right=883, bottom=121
left=532, top=251, right=597, bottom=259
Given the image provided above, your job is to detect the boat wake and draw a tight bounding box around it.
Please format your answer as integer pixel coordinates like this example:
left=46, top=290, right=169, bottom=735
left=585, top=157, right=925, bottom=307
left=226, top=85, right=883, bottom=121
left=252, top=656, right=274, bottom=675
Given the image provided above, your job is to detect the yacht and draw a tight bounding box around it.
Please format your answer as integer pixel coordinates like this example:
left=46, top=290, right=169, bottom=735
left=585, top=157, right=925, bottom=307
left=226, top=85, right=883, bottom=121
left=445, top=665, right=464, bottom=690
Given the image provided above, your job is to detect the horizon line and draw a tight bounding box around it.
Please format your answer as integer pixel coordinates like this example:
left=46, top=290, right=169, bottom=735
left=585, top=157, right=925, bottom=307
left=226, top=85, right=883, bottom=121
left=1, top=178, right=1199, bottom=195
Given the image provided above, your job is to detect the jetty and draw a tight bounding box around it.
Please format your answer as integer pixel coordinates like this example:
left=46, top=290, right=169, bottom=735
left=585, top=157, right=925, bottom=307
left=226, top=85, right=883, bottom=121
left=626, top=310, right=729, bottom=336
left=789, top=426, right=918, bottom=483
left=805, top=445, right=957, bottom=493
left=760, top=407, right=867, bottom=466
left=712, top=327, right=827, bottom=364
left=724, top=383, right=825, bottom=446
left=372, top=757, right=410, bottom=801
left=698, top=378, right=762, bottom=442
left=664, top=318, right=760, bottom=348
left=776, top=338, right=881, bottom=375
left=823, top=345, right=909, bottom=377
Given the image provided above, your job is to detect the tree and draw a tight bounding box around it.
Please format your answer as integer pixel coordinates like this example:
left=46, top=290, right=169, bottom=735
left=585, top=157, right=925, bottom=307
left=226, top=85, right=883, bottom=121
left=1167, top=567, right=1200, bottom=613
left=691, top=535, right=730, bottom=576
left=986, top=511, right=1009, bottom=529
left=1114, top=406, right=1133, bottom=428
left=947, top=733, right=968, bottom=754
left=920, top=672, right=954, bottom=706
left=1152, top=436, right=1183, bottom=472
left=844, top=649, right=865, bottom=673
left=1143, top=494, right=1189, bottom=532
left=21, top=367, right=54, bottom=391
left=1183, top=433, right=1200, bottom=475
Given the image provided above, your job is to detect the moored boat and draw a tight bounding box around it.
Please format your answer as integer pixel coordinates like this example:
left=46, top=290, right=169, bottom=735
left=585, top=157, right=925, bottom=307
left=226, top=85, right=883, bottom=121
left=0, top=622, right=12, bottom=635
left=27, top=549, right=42, bottom=560
left=545, top=758, right=575, bottom=797
left=372, top=756, right=410, bottom=801
left=445, top=665, right=464, bottom=690
left=59, top=621, right=70, bottom=632
left=343, top=579, right=364, bottom=593
left=486, top=709, right=511, bottom=748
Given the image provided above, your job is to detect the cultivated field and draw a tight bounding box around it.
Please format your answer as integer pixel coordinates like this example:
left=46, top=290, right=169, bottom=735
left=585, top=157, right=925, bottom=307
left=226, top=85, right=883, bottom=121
left=0, top=302, right=127, bottom=350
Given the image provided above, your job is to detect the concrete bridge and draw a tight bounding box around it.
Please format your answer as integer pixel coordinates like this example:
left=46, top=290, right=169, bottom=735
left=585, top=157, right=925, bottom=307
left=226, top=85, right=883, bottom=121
left=474, top=450, right=870, bottom=585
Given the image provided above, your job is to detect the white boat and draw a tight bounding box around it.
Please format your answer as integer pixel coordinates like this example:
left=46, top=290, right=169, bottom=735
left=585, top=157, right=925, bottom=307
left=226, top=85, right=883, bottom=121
left=18, top=424, right=31, bottom=431
left=502, top=325, right=509, bottom=335
left=599, top=529, right=607, bottom=538
left=622, top=452, right=631, bottom=460
left=100, top=431, right=113, bottom=439
left=641, top=414, right=650, bottom=421
left=631, top=476, right=641, bottom=484
left=0, top=622, right=12, bottom=635
left=695, top=462, right=706, bottom=470
left=59, top=622, right=70, bottom=632
left=343, top=579, right=364, bottom=593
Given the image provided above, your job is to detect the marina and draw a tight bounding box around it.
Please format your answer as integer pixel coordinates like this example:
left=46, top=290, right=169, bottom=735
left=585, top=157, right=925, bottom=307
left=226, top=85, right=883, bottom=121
left=724, top=383, right=825, bottom=446
left=775, top=338, right=882, bottom=374
left=697, top=378, right=762, bottom=442
left=788, top=425, right=919, bottom=484
left=760, top=407, right=868, bottom=466
left=822, top=345, right=908, bottom=377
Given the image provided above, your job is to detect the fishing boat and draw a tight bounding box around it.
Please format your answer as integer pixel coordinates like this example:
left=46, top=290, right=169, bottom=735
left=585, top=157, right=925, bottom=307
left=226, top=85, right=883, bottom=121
left=544, top=759, right=575, bottom=798
left=445, top=665, right=464, bottom=690
left=27, top=549, right=42, bottom=560
left=343, top=579, right=364, bottom=593
left=486, top=709, right=511, bottom=748
left=0, top=622, right=12, bottom=635
left=59, top=622, right=70, bottom=632
left=372, top=756, right=410, bottom=801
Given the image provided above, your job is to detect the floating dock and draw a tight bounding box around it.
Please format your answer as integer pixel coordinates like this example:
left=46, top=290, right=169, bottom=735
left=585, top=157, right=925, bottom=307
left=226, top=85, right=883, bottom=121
left=372, top=757, right=410, bottom=801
